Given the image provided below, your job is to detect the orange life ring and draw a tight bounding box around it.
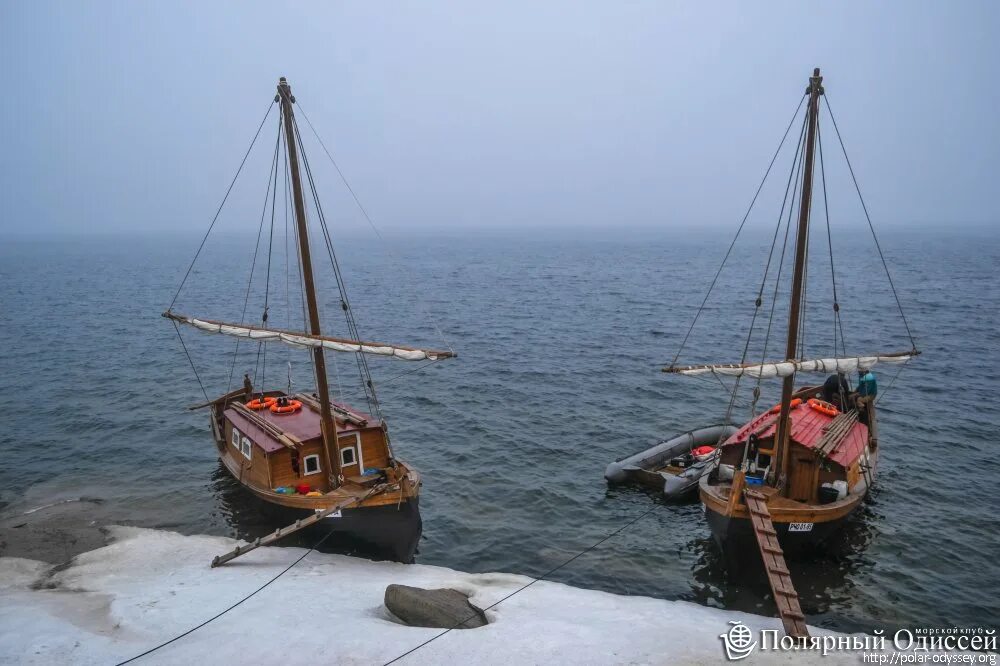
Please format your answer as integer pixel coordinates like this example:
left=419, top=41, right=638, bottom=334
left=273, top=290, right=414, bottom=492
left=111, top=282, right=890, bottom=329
left=807, top=398, right=839, bottom=417
left=270, top=399, right=302, bottom=415
left=247, top=396, right=277, bottom=410
left=767, top=398, right=802, bottom=414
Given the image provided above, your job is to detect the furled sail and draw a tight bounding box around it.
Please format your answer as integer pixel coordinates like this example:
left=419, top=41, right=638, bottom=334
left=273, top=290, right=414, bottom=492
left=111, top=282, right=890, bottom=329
left=164, top=312, right=456, bottom=361
left=663, top=351, right=917, bottom=378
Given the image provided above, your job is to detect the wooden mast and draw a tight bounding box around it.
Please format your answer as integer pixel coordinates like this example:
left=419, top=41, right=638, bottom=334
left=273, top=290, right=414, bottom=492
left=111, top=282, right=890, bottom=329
left=772, top=68, right=823, bottom=491
left=277, top=77, right=342, bottom=489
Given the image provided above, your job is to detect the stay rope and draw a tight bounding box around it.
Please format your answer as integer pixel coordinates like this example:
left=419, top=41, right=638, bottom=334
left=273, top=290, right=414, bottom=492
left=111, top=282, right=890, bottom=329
left=168, top=100, right=275, bottom=312
left=726, top=103, right=810, bottom=436
left=750, top=108, right=809, bottom=418
left=716, top=97, right=807, bottom=440
left=822, top=96, right=917, bottom=352
left=295, top=102, right=456, bottom=356
left=667, top=94, right=806, bottom=370
left=252, top=116, right=285, bottom=393
left=258, top=108, right=283, bottom=395
left=733, top=107, right=809, bottom=465
left=816, top=119, right=849, bottom=360
left=171, top=320, right=209, bottom=403
left=291, top=113, right=381, bottom=420
left=227, top=112, right=284, bottom=394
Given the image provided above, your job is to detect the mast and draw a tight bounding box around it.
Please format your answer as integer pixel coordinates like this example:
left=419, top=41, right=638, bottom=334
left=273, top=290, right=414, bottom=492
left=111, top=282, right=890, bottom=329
left=277, top=77, right=342, bottom=489
left=772, top=68, right=823, bottom=490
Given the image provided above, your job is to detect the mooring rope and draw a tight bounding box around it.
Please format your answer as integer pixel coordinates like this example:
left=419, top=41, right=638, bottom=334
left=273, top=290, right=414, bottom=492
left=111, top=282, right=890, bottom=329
left=115, top=532, right=332, bottom=665
left=114, top=495, right=655, bottom=664
left=382, top=506, right=660, bottom=665
left=115, top=485, right=384, bottom=665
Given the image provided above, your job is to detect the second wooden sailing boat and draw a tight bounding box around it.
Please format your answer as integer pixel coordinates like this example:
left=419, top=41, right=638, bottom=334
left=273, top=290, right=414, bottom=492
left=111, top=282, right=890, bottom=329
left=165, top=78, right=455, bottom=563
left=663, top=69, right=919, bottom=585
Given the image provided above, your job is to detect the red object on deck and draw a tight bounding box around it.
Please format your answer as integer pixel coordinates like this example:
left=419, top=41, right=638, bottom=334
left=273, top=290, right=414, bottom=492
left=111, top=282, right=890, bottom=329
left=296, top=484, right=311, bottom=495
left=692, top=445, right=715, bottom=456
left=722, top=401, right=868, bottom=467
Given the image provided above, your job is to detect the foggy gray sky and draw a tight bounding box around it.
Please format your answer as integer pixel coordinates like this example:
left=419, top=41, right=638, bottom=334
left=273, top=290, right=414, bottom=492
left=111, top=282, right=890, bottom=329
left=1, top=1, right=997, bottom=236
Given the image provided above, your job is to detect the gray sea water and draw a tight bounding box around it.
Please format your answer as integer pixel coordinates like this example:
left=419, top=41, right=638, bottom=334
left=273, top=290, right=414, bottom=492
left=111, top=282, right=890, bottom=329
left=1, top=228, right=998, bottom=634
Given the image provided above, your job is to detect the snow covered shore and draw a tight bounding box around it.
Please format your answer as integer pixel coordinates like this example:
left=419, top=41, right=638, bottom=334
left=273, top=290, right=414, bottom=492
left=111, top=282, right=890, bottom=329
left=0, top=527, right=851, bottom=664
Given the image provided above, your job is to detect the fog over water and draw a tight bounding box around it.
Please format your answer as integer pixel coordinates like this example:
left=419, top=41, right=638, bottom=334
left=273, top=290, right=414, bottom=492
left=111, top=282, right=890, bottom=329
left=1, top=1, right=998, bottom=237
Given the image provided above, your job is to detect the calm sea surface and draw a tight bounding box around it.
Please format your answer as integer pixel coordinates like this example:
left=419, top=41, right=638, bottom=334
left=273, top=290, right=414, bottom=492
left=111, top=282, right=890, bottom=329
left=1, top=228, right=998, bottom=633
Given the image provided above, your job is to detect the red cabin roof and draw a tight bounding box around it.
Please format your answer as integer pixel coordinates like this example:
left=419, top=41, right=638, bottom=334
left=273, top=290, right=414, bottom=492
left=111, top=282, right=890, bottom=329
left=723, top=401, right=868, bottom=467
left=225, top=399, right=376, bottom=453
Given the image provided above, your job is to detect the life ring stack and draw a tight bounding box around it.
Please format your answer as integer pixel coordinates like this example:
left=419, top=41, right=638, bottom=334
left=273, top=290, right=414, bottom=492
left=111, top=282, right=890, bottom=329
left=247, top=396, right=277, bottom=410
left=270, top=397, right=302, bottom=415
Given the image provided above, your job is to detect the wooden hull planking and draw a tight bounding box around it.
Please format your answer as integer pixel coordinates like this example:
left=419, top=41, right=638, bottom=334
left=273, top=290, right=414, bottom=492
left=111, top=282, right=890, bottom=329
left=209, top=395, right=423, bottom=561
left=699, top=441, right=875, bottom=572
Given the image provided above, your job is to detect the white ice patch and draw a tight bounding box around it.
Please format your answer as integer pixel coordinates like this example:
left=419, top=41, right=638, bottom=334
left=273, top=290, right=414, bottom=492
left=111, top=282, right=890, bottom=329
left=0, top=527, right=855, bottom=664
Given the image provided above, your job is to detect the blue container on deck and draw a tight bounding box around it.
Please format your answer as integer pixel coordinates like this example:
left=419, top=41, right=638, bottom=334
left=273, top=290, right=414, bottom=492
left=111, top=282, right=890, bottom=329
left=745, top=475, right=764, bottom=486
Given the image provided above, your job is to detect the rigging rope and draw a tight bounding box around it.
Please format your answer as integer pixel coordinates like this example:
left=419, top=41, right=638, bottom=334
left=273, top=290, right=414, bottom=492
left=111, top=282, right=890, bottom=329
left=798, top=200, right=811, bottom=361
left=816, top=119, right=848, bottom=360
left=730, top=103, right=810, bottom=430
left=291, top=113, right=382, bottom=422
left=667, top=94, right=806, bottom=370
left=295, top=102, right=457, bottom=356
left=250, top=119, right=285, bottom=392
left=228, top=112, right=285, bottom=394
left=380, top=357, right=444, bottom=386
left=284, top=138, right=319, bottom=395
left=171, top=321, right=210, bottom=403
left=751, top=120, right=807, bottom=415
left=822, top=96, right=917, bottom=351
left=168, top=100, right=275, bottom=312
left=382, top=506, right=659, bottom=665
left=282, top=121, right=294, bottom=385
left=875, top=356, right=910, bottom=404
left=732, top=106, right=809, bottom=463
left=816, top=117, right=852, bottom=411
left=256, top=115, right=285, bottom=393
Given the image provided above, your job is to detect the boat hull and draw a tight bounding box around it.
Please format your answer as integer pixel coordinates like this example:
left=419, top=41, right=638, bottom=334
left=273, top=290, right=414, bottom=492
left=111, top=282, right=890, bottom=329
left=605, top=424, right=737, bottom=501
left=314, top=496, right=422, bottom=562
left=210, top=404, right=423, bottom=562
left=222, top=458, right=423, bottom=562
left=661, top=458, right=716, bottom=500
left=703, top=500, right=856, bottom=575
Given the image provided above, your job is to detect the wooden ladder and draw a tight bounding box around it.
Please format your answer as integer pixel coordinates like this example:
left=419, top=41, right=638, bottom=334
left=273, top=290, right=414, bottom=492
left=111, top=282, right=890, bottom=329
left=211, top=495, right=360, bottom=568
left=743, top=488, right=810, bottom=638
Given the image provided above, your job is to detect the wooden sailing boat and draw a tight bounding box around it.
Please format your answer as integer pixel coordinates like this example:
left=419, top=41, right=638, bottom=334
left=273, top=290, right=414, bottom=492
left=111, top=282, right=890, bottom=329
left=663, top=69, right=919, bottom=600
left=165, top=77, right=455, bottom=564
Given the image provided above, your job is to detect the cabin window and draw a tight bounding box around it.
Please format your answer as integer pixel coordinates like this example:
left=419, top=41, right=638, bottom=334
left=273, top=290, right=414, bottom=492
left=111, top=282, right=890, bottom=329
left=240, top=437, right=252, bottom=460
left=340, top=446, right=357, bottom=467
left=303, top=454, right=321, bottom=476
left=231, top=427, right=241, bottom=449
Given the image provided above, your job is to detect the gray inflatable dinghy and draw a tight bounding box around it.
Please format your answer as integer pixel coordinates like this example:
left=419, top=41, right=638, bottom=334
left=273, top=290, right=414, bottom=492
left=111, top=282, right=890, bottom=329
left=605, top=424, right=738, bottom=500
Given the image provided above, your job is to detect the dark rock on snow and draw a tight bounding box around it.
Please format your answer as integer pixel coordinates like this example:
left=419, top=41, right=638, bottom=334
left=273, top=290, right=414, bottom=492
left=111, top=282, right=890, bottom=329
left=384, top=584, right=488, bottom=629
